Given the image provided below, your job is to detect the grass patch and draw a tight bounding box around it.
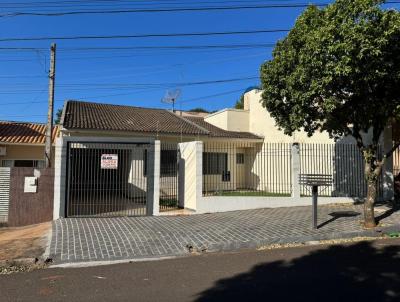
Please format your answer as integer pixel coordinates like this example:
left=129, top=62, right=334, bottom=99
left=160, top=198, right=178, bottom=207
left=208, top=191, right=291, bottom=197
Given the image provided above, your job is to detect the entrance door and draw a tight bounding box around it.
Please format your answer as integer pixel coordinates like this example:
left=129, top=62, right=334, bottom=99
left=236, top=148, right=246, bottom=189
left=66, top=142, right=150, bottom=217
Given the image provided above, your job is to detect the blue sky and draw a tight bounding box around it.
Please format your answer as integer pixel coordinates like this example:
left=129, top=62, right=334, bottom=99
left=0, top=0, right=399, bottom=123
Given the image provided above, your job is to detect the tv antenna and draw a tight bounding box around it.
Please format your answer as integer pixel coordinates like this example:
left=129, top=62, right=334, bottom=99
left=161, top=88, right=181, bottom=112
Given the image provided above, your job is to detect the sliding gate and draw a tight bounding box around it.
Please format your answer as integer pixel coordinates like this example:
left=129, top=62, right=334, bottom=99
left=66, top=142, right=151, bottom=217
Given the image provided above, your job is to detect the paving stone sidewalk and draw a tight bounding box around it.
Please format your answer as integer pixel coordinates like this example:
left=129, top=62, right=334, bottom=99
left=49, top=204, right=400, bottom=264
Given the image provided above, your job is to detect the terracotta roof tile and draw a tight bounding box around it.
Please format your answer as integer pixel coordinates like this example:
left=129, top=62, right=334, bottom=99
left=63, top=101, right=209, bottom=136
left=62, top=100, right=262, bottom=140
left=0, top=121, right=60, bottom=145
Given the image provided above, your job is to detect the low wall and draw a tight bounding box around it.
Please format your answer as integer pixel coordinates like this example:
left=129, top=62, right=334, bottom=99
left=196, top=196, right=358, bottom=214
left=8, top=168, right=54, bottom=227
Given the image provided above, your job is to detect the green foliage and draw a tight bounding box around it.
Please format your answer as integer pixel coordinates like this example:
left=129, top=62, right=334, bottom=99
left=54, top=108, right=63, bottom=124
left=235, top=86, right=261, bottom=109
left=261, top=0, right=400, bottom=146
left=235, top=95, right=245, bottom=109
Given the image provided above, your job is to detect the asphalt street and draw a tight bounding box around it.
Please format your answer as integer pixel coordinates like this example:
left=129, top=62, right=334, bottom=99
left=1, top=238, right=400, bottom=302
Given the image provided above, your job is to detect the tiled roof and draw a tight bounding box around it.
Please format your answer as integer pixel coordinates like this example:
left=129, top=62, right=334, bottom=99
left=63, top=101, right=209, bottom=136
left=0, top=121, right=60, bottom=144
left=62, top=100, right=262, bottom=140
left=184, top=116, right=262, bottom=139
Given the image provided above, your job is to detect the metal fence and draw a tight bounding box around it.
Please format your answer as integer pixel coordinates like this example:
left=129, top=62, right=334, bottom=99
left=66, top=142, right=150, bottom=217
left=159, top=143, right=179, bottom=212
left=299, top=143, right=384, bottom=198
left=202, top=142, right=292, bottom=196
left=202, top=142, right=387, bottom=199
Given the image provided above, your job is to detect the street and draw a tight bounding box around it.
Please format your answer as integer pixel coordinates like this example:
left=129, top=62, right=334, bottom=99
left=1, top=238, right=400, bottom=302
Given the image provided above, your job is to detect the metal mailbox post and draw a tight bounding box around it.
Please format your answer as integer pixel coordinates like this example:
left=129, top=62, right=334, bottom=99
left=299, top=174, right=333, bottom=229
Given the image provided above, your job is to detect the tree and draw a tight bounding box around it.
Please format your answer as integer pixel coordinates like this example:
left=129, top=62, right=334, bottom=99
left=235, top=86, right=260, bottom=109
left=188, top=108, right=210, bottom=113
left=54, top=108, right=63, bottom=124
left=260, top=0, right=400, bottom=228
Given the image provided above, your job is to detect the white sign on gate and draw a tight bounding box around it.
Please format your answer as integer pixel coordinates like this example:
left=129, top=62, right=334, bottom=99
left=101, top=154, right=118, bottom=169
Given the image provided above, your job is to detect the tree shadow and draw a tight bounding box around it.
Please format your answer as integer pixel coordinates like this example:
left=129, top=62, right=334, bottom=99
left=376, top=202, right=400, bottom=224
left=195, top=241, right=400, bottom=302
left=317, top=210, right=360, bottom=229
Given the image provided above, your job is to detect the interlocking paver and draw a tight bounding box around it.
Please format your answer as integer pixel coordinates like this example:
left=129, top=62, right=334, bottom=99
left=49, top=204, right=400, bottom=264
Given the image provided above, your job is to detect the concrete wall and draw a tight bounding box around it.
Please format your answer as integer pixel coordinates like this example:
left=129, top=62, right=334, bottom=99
left=8, top=168, right=54, bottom=227
left=196, top=196, right=355, bottom=214
left=178, top=141, right=202, bottom=211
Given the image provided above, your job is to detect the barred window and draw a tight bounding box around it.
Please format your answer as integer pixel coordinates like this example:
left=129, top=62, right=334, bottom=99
left=236, top=153, right=245, bottom=164
left=203, top=152, right=228, bottom=175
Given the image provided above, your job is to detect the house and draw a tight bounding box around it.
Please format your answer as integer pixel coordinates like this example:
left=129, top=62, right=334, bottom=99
left=51, top=94, right=394, bottom=219
left=0, top=121, right=59, bottom=224
left=0, top=121, right=59, bottom=168
left=54, top=100, right=263, bottom=218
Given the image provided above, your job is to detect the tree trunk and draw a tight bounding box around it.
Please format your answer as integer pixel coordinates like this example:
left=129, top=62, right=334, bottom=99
left=364, top=176, right=378, bottom=228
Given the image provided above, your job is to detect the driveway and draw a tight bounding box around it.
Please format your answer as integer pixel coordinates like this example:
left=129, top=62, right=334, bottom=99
left=49, top=203, right=400, bottom=264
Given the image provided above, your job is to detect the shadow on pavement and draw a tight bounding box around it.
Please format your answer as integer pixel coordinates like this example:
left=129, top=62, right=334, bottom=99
left=318, top=210, right=360, bottom=229
left=195, top=241, right=400, bottom=302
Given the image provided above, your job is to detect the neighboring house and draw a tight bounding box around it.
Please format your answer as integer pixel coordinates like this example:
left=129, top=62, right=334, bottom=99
left=0, top=121, right=59, bottom=168
left=0, top=121, right=59, bottom=224
left=205, top=89, right=339, bottom=143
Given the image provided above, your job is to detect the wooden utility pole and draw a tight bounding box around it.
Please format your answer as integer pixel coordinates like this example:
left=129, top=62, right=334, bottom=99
left=45, top=43, right=56, bottom=168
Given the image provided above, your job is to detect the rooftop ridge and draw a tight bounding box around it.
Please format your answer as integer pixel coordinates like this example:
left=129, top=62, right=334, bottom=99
left=66, top=99, right=173, bottom=112
left=164, top=110, right=210, bottom=135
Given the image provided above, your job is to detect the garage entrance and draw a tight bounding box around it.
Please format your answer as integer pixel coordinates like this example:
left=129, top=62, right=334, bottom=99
left=66, top=142, right=151, bottom=217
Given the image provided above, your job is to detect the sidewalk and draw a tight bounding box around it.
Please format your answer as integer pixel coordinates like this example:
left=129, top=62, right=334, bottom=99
left=49, top=203, right=400, bottom=265
left=0, top=222, right=51, bottom=262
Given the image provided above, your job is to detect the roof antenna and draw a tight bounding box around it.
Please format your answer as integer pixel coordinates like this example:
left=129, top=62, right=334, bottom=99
left=161, top=88, right=181, bottom=113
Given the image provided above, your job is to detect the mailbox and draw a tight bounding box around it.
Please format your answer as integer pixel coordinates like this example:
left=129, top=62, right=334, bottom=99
left=24, top=177, right=38, bottom=193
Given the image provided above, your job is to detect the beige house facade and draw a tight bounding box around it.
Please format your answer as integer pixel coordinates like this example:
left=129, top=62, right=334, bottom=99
left=50, top=95, right=395, bottom=218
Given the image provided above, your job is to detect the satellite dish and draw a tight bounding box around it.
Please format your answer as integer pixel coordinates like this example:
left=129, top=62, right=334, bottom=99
left=161, top=88, right=181, bottom=112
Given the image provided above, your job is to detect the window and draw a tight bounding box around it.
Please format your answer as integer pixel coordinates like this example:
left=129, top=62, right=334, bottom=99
left=0, top=160, right=45, bottom=168
left=143, top=149, right=148, bottom=176
left=236, top=153, right=245, bottom=164
left=203, top=152, right=228, bottom=175
left=161, top=150, right=177, bottom=176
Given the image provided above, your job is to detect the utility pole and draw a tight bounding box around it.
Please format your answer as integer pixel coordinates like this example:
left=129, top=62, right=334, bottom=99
left=45, top=43, right=56, bottom=168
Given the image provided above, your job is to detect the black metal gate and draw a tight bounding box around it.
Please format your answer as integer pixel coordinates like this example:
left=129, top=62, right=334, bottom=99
left=66, top=142, right=151, bottom=217
left=159, top=143, right=180, bottom=212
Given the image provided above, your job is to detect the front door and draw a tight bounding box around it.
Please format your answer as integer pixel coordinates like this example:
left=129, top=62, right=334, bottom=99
left=236, top=148, right=246, bottom=189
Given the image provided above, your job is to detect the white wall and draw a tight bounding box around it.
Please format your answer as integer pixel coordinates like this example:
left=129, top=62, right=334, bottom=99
left=205, top=109, right=249, bottom=132
left=244, top=90, right=335, bottom=143
left=178, top=141, right=202, bottom=211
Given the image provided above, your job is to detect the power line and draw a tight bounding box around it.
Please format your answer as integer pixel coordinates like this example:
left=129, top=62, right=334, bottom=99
left=0, top=3, right=333, bottom=17
left=0, top=29, right=289, bottom=42
left=180, top=88, right=245, bottom=104
left=2, top=1, right=399, bottom=17
left=0, top=43, right=276, bottom=52
left=0, top=75, right=259, bottom=95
